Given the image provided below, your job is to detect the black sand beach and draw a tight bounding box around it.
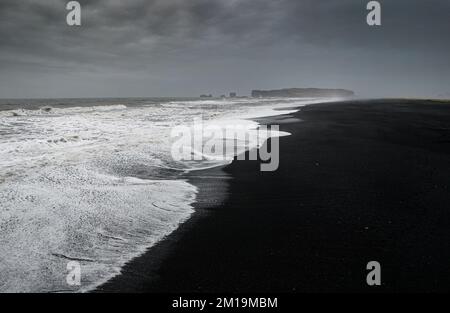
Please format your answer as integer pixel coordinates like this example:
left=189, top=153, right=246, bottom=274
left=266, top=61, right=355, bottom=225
left=98, top=99, right=450, bottom=293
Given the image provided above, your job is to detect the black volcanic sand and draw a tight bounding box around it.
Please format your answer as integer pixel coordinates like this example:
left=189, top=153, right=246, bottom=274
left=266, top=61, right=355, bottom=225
left=98, top=99, right=450, bottom=292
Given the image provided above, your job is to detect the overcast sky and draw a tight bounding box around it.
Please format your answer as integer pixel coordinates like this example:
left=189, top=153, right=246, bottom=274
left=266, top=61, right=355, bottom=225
left=0, top=0, right=449, bottom=98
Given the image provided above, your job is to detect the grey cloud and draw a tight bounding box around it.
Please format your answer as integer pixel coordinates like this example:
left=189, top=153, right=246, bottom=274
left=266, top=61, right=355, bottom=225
left=0, top=0, right=449, bottom=98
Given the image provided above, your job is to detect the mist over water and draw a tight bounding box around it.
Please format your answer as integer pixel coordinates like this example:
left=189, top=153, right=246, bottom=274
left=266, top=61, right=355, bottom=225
left=0, top=97, right=320, bottom=292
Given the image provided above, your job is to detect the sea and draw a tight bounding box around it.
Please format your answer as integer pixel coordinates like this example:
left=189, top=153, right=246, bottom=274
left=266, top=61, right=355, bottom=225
left=0, top=96, right=328, bottom=292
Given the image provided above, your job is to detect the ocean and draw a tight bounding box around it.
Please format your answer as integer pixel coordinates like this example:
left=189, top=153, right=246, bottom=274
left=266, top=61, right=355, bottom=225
left=0, top=97, right=324, bottom=292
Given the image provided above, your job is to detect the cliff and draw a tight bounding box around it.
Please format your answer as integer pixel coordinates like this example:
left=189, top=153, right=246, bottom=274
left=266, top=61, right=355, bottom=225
left=251, top=88, right=354, bottom=98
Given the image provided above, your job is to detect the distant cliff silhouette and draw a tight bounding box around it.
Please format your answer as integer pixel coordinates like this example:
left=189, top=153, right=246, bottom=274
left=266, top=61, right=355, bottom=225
left=251, top=88, right=354, bottom=98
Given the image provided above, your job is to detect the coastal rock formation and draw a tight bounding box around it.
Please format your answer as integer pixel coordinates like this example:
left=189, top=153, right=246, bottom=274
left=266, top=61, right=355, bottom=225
left=251, top=88, right=354, bottom=98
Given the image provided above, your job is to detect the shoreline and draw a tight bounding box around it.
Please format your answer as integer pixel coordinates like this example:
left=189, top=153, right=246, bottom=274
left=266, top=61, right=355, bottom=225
left=95, top=103, right=302, bottom=293
left=94, top=164, right=232, bottom=293
left=97, top=98, right=450, bottom=292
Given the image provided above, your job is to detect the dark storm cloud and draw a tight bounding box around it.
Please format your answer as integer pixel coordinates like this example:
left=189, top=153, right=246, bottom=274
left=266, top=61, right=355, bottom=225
left=0, top=0, right=449, bottom=98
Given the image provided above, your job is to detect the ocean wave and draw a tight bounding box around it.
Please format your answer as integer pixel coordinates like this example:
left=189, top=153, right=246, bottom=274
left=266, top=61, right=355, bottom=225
left=0, top=165, right=196, bottom=292
left=0, top=104, right=128, bottom=118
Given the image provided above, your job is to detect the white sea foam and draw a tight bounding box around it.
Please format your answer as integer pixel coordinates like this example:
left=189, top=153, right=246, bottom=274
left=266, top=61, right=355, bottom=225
left=0, top=97, right=322, bottom=292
